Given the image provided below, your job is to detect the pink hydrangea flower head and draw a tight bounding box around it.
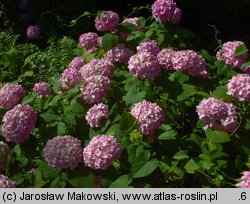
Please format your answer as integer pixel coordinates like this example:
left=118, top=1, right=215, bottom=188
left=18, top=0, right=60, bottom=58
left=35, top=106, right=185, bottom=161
left=79, top=32, right=99, bottom=50
left=216, top=41, right=247, bottom=69
left=80, top=75, right=110, bottom=104
left=18, top=0, right=29, bottom=12
left=227, top=74, right=250, bottom=102
left=43, top=135, right=83, bottom=170
left=157, top=48, right=176, bottom=70
left=83, top=135, right=121, bottom=169
left=151, top=0, right=181, bottom=23
left=104, top=44, right=134, bottom=64
left=60, top=68, right=81, bottom=89
left=137, top=40, right=160, bottom=56
left=95, top=11, right=119, bottom=32
left=69, top=57, right=86, bottom=70
left=32, top=82, right=51, bottom=97
left=1, top=104, right=37, bottom=143
left=26, top=25, right=41, bottom=39
left=0, top=175, right=16, bottom=188
left=196, top=97, right=238, bottom=133
left=130, top=100, right=166, bottom=142
left=0, top=83, right=25, bottom=110
left=85, top=103, right=110, bottom=128
left=0, top=142, right=9, bottom=172
left=79, top=58, right=114, bottom=80
left=244, top=66, right=250, bottom=74
left=171, top=7, right=182, bottom=23
left=128, top=52, right=161, bottom=81
left=172, top=50, right=209, bottom=77
left=236, top=171, right=250, bottom=188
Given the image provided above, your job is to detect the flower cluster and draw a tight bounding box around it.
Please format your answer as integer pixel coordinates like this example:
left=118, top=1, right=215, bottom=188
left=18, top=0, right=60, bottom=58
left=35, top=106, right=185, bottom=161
left=236, top=171, right=250, bottom=188
left=0, top=175, right=16, bottom=188
left=26, top=25, right=41, bottom=39
left=128, top=52, right=161, bottom=80
left=151, top=0, right=181, bottom=23
left=216, top=41, right=247, bottom=69
left=131, top=100, right=166, bottom=142
left=43, top=136, right=83, bottom=170
left=1, top=104, right=37, bottom=143
left=85, top=103, right=110, bottom=128
left=227, top=74, right=250, bottom=102
left=157, top=48, right=175, bottom=70
left=60, top=68, right=81, bottom=89
left=171, top=50, right=209, bottom=77
left=80, top=75, right=110, bottom=104
left=136, top=40, right=160, bottom=56
left=79, top=32, right=99, bottom=50
left=83, top=135, right=121, bottom=169
left=196, top=97, right=238, bottom=133
left=79, top=58, right=114, bottom=80
left=104, top=44, right=133, bottom=64
left=95, top=11, right=119, bottom=32
left=68, top=57, right=86, bottom=70
left=0, top=142, right=9, bottom=172
left=0, top=84, right=25, bottom=110
left=32, top=82, right=51, bottom=97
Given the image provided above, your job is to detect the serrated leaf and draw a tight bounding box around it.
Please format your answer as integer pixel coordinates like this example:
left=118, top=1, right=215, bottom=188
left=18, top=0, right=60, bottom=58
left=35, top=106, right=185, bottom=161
left=102, top=33, right=119, bottom=51
left=211, top=87, right=233, bottom=101
left=184, top=159, right=200, bottom=174
left=110, top=175, right=133, bottom=187
left=132, top=159, right=159, bottom=178
left=173, top=150, right=189, bottom=160
left=117, top=22, right=137, bottom=33
left=127, top=31, right=145, bottom=41
left=123, top=85, right=146, bottom=106
left=40, top=110, right=58, bottom=122
left=158, top=130, right=177, bottom=140
left=234, top=44, right=249, bottom=56
left=205, top=129, right=230, bottom=143
left=177, top=84, right=197, bottom=101
left=57, top=122, right=68, bottom=135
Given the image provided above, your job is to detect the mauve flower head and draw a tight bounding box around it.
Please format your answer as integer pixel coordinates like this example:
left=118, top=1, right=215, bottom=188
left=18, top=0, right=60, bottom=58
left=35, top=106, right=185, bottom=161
left=172, top=50, right=209, bottom=77
left=130, top=100, right=166, bottom=142
left=244, top=66, right=250, bottom=74
left=196, top=97, right=238, bottom=133
left=104, top=44, right=134, bottom=64
left=216, top=41, right=247, bottom=69
left=83, top=135, right=121, bottom=169
left=227, top=74, right=250, bottom=102
left=236, top=171, right=250, bottom=188
left=60, top=68, right=81, bottom=89
left=0, top=175, right=16, bottom=188
left=69, top=57, right=86, bottom=70
left=85, top=103, right=110, bottom=128
left=0, top=84, right=25, bottom=110
left=80, top=75, right=110, bottom=105
left=151, top=0, right=181, bottom=23
left=157, top=48, right=176, bottom=70
left=79, top=58, right=114, bottom=80
left=32, top=82, right=51, bottom=97
left=26, top=25, right=41, bottom=39
left=0, top=142, right=9, bottom=172
left=43, top=135, right=83, bottom=170
left=128, top=52, right=161, bottom=81
left=95, top=11, right=119, bottom=32
left=1, top=104, right=37, bottom=143
left=137, top=40, right=160, bottom=56
left=79, top=32, right=99, bottom=50
left=18, top=0, right=29, bottom=12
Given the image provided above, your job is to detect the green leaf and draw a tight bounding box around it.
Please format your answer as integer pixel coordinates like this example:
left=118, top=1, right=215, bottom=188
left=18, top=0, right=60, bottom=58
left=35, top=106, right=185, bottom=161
left=117, top=22, right=137, bottom=33
left=57, top=122, right=68, bottom=135
left=211, top=87, right=233, bottom=101
left=177, top=84, right=197, bottom=101
left=40, top=110, right=58, bottom=122
left=199, top=49, right=213, bottom=63
left=102, top=33, right=119, bottom=51
left=22, top=94, right=35, bottom=104
left=234, top=44, right=249, bottom=56
left=132, top=159, right=159, bottom=178
left=158, top=130, right=177, bottom=140
left=159, top=161, right=170, bottom=173
left=109, top=175, right=133, bottom=187
left=123, top=85, right=146, bottom=106
left=127, top=31, right=145, bottom=41
left=160, top=124, right=172, bottom=131
left=205, top=129, right=230, bottom=143
left=240, top=61, right=250, bottom=69
left=173, top=150, right=189, bottom=160
left=184, top=159, right=200, bottom=174
left=119, top=111, right=136, bottom=131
